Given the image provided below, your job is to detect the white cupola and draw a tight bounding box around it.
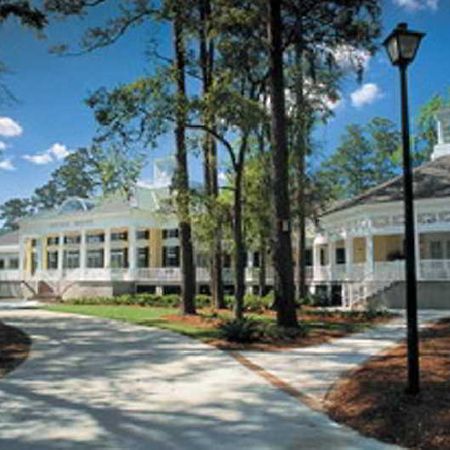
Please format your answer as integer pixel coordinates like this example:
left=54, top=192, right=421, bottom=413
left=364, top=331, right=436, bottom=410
left=431, top=108, right=450, bottom=160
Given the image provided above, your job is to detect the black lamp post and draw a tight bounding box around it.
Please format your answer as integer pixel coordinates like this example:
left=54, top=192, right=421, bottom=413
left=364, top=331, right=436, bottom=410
left=383, top=23, right=425, bottom=395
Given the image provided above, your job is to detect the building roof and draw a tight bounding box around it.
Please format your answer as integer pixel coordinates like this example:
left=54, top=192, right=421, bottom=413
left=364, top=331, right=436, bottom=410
left=0, top=230, right=19, bottom=246
left=19, top=184, right=174, bottom=225
left=323, top=155, right=450, bottom=216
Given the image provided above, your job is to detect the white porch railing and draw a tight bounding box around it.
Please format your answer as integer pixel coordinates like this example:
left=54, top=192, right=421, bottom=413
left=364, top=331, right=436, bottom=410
left=0, top=270, right=20, bottom=281
left=374, top=260, right=405, bottom=281
left=419, top=259, right=450, bottom=280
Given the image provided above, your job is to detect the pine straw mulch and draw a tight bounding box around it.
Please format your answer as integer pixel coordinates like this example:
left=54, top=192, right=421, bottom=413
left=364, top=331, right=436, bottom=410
left=0, top=321, right=31, bottom=378
left=325, top=317, right=450, bottom=450
left=164, top=308, right=395, bottom=351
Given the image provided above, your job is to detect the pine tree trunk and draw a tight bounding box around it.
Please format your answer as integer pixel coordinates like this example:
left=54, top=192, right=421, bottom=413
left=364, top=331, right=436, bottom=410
left=173, top=13, right=196, bottom=315
left=258, top=238, right=267, bottom=297
left=233, top=161, right=245, bottom=320
left=295, top=39, right=307, bottom=301
left=199, top=0, right=225, bottom=309
left=267, top=0, right=298, bottom=328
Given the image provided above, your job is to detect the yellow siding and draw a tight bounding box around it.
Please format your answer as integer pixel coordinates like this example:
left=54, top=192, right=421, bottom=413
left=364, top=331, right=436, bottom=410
left=353, top=237, right=366, bottom=263
left=374, top=235, right=403, bottom=262
left=149, top=228, right=162, bottom=267
left=25, top=239, right=32, bottom=274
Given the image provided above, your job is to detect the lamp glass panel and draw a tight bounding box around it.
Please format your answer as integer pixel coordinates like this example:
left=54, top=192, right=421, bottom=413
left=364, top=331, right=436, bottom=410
left=387, top=37, right=399, bottom=64
left=398, top=33, right=420, bottom=61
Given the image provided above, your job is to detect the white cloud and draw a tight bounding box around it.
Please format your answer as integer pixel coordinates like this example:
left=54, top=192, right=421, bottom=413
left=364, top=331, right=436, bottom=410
left=350, top=83, right=382, bottom=108
left=0, top=159, right=15, bottom=171
left=48, top=142, right=70, bottom=160
left=0, top=117, right=23, bottom=137
left=0, top=141, right=6, bottom=150
left=393, top=0, right=438, bottom=10
left=23, top=152, right=54, bottom=165
left=22, top=142, right=71, bottom=165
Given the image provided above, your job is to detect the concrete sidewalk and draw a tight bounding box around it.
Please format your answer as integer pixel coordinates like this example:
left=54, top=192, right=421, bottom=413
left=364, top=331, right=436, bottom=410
left=0, top=309, right=399, bottom=450
left=239, top=310, right=449, bottom=407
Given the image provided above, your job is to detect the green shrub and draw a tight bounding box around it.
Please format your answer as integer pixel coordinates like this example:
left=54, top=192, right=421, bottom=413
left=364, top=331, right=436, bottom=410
left=195, top=294, right=212, bottom=308
left=219, top=318, right=261, bottom=343
left=243, top=294, right=273, bottom=312
left=220, top=317, right=308, bottom=343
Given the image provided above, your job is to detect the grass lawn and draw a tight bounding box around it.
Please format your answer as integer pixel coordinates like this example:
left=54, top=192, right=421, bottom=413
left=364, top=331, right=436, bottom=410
left=326, top=317, right=450, bottom=450
left=44, top=304, right=395, bottom=350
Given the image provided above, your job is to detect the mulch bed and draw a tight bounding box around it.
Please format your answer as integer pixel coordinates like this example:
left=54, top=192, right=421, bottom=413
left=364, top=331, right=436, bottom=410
left=164, top=309, right=395, bottom=351
left=0, top=321, right=31, bottom=378
left=325, top=318, right=450, bottom=450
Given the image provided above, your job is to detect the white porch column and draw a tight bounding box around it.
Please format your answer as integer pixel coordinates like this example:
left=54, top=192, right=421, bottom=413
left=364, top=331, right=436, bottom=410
left=80, top=230, right=87, bottom=277
left=345, top=236, right=354, bottom=280
left=104, top=228, right=111, bottom=268
left=328, top=240, right=336, bottom=281
left=365, top=235, right=374, bottom=277
left=415, top=211, right=421, bottom=281
left=312, top=241, right=321, bottom=281
left=128, top=226, right=136, bottom=275
left=57, top=232, right=64, bottom=275
left=19, top=237, right=25, bottom=273
left=247, top=251, right=254, bottom=268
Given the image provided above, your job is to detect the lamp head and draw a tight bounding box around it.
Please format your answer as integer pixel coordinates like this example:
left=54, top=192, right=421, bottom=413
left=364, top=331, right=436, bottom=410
left=383, top=23, right=425, bottom=67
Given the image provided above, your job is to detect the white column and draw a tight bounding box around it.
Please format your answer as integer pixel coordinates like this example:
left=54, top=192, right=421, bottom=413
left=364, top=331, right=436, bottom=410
left=247, top=251, right=254, bottom=268
left=415, top=213, right=421, bottom=281
left=35, top=238, right=42, bottom=271
left=328, top=240, right=336, bottom=281
left=80, top=230, right=86, bottom=278
left=19, top=237, right=25, bottom=273
left=128, top=226, right=136, bottom=275
left=104, top=229, right=111, bottom=269
left=58, top=232, right=64, bottom=275
left=365, top=235, right=374, bottom=277
left=345, top=236, right=354, bottom=280
left=312, top=242, right=321, bottom=281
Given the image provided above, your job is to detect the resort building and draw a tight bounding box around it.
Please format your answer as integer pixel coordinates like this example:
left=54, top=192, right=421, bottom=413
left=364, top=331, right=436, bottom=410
left=1, top=112, right=450, bottom=309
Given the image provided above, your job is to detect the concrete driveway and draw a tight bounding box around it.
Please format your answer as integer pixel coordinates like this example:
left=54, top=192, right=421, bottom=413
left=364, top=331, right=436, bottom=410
left=0, top=309, right=397, bottom=450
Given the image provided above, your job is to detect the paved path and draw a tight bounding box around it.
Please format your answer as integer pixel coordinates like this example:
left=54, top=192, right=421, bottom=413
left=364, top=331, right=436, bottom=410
left=0, top=309, right=399, bottom=450
left=239, top=310, right=449, bottom=407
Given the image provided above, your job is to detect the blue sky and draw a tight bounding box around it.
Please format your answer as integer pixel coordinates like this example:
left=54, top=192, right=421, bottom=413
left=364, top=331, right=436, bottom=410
left=0, top=0, right=449, bottom=205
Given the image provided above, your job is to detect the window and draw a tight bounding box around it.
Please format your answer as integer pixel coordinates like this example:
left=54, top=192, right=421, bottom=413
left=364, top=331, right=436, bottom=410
left=64, top=235, right=81, bottom=245
left=0, top=259, right=4, bottom=270
left=9, top=258, right=19, bottom=269
left=430, top=241, right=443, bottom=259
left=47, top=251, right=58, bottom=270
left=136, top=229, right=150, bottom=240
left=223, top=254, right=232, bottom=268
left=163, top=246, right=180, bottom=267
left=162, top=229, right=179, bottom=239
left=305, top=249, right=313, bottom=267
left=253, top=252, right=260, bottom=268
left=64, top=250, right=80, bottom=269
left=336, top=248, right=346, bottom=265
left=47, top=236, right=59, bottom=246
left=31, top=239, right=37, bottom=247
left=111, top=231, right=128, bottom=242
left=137, top=247, right=149, bottom=268
left=86, top=232, right=104, bottom=244
left=446, top=241, right=450, bottom=259
left=320, top=248, right=326, bottom=266
left=87, top=249, right=104, bottom=268
left=31, top=253, right=38, bottom=274
left=110, top=248, right=128, bottom=268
